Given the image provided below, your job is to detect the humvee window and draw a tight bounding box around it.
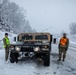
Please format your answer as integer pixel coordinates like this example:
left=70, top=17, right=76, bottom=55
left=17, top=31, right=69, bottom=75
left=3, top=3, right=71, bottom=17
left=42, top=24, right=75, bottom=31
left=35, top=35, right=48, bottom=40
left=22, top=35, right=33, bottom=40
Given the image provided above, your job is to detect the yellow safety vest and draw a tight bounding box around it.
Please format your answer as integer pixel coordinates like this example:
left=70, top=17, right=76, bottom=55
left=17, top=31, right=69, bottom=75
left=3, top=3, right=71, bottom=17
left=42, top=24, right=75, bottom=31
left=60, top=37, right=68, bottom=46
left=4, top=37, right=10, bottom=48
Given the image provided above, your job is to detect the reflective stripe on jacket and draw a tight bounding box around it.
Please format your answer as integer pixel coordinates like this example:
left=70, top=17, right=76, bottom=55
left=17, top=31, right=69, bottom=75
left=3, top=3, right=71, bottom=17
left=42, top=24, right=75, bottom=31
left=60, top=37, right=68, bottom=46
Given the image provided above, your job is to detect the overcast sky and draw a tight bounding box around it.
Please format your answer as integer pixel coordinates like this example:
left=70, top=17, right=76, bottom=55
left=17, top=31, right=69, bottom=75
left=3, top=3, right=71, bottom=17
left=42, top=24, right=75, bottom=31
left=10, top=0, right=76, bottom=34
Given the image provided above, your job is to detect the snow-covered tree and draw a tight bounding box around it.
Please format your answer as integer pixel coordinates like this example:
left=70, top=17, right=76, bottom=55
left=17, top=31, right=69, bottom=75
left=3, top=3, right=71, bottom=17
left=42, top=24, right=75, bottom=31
left=32, top=29, right=36, bottom=32
left=23, top=20, right=33, bottom=33
left=0, top=0, right=35, bottom=33
left=0, top=0, right=9, bottom=30
left=70, top=23, right=76, bottom=35
left=0, top=0, right=25, bottom=33
left=1, top=1, right=26, bottom=33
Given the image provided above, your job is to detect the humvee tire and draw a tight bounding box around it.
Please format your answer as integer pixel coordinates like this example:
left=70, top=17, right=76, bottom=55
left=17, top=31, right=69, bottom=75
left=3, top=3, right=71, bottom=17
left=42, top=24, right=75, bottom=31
left=10, top=58, right=14, bottom=63
left=44, top=53, right=50, bottom=66
left=10, top=52, right=19, bottom=63
left=10, top=52, right=15, bottom=63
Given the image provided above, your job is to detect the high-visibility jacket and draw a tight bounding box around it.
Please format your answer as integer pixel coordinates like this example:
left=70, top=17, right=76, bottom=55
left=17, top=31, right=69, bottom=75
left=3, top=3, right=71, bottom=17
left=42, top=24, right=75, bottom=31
left=3, top=37, right=10, bottom=48
left=59, top=37, right=68, bottom=46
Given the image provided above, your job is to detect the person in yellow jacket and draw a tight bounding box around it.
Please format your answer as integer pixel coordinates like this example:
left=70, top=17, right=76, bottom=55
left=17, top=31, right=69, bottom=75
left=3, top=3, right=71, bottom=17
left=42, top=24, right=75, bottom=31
left=3, top=33, right=10, bottom=61
left=58, top=33, right=69, bottom=61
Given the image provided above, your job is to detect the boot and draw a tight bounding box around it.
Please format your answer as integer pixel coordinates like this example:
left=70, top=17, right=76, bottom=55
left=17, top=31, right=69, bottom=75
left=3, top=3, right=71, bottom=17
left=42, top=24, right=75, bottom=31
left=62, top=58, right=65, bottom=61
left=63, top=55, right=65, bottom=62
left=57, top=58, right=61, bottom=61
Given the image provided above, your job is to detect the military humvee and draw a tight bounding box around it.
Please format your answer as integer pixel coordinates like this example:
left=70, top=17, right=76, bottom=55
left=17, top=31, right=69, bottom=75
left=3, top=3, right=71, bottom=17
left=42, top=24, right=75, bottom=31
left=10, top=33, right=52, bottom=66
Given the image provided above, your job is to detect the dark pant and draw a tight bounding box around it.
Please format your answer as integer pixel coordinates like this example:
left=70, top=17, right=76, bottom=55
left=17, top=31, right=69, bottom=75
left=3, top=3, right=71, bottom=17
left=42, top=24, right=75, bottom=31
left=59, top=47, right=67, bottom=60
left=5, top=47, right=9, bottom=61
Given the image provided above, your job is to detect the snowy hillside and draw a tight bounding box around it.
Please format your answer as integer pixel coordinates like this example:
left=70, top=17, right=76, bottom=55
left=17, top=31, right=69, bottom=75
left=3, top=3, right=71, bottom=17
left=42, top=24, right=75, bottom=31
left=0, top=32, right=76, bottom=75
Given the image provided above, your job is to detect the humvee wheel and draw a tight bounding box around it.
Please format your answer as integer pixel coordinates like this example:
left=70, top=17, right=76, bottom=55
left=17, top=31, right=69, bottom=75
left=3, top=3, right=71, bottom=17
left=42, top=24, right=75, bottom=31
left=44, top=53, right=50, bottom=66
left=10, top=58, right=14, bottom=63
left=10, top=52, right=15, bottom=63
left=10, top=52, right=19, bottom=63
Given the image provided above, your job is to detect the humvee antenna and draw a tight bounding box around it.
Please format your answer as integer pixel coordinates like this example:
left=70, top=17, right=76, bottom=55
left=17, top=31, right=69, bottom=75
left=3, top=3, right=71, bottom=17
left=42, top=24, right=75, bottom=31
left=41, top=26, right=52, bottom=32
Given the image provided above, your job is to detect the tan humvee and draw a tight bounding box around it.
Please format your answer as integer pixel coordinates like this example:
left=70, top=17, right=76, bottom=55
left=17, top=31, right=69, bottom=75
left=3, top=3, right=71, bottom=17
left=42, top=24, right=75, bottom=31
left=10, top=32, right=52, bottom=66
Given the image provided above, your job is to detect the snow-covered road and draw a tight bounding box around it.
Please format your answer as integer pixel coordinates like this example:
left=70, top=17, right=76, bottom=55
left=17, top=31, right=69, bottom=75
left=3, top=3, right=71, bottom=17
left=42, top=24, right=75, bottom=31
left=0, top=44, right=76, bottom=75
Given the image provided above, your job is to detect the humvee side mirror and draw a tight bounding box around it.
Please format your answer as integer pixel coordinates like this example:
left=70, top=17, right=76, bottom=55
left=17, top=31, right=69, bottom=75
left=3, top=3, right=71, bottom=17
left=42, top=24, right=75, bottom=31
left=53, top=38, right=56, bottom=44
left=14, top=37, right=16, bottom=42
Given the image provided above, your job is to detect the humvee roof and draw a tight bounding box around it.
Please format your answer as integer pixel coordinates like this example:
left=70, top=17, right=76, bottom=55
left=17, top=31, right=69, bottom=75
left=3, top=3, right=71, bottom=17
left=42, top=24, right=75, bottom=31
left=18, top=33, right=51, bottom=42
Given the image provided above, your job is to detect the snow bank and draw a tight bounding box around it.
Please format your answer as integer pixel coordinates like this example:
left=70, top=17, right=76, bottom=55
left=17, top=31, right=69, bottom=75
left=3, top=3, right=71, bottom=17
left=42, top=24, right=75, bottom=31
left=0, top=33, right=76, bottom=75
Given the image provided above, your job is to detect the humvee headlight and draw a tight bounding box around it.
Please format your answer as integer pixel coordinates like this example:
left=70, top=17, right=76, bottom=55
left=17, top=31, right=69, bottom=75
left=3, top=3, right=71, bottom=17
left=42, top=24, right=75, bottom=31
left=34, top=47, right=40, bottom=52
left=44, top=45, right=49, bottom=49
left=15, top=46, right=20, bottom=52
left=45, top=46, right=48, bottom=48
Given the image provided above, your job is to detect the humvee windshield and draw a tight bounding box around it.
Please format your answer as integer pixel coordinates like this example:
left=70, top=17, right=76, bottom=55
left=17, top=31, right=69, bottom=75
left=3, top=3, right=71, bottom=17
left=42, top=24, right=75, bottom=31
left=21, top=35, right=33, bottom=40
left=35, top=35, right=48, bottom=40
